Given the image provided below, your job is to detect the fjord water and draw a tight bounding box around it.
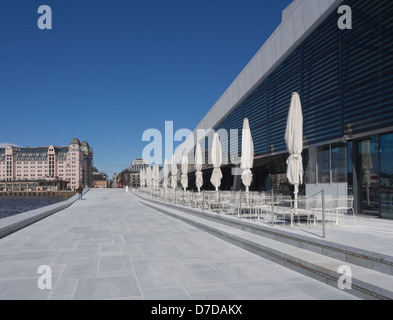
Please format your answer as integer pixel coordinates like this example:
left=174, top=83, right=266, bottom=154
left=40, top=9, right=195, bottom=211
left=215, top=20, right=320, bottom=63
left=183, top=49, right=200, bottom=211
left=0, top=196, right=66, bottom=219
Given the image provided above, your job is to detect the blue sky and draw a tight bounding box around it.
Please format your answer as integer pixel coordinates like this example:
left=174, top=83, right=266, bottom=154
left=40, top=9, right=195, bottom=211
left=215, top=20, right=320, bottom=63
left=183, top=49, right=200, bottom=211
left=0, top=0, right=292, bottom=176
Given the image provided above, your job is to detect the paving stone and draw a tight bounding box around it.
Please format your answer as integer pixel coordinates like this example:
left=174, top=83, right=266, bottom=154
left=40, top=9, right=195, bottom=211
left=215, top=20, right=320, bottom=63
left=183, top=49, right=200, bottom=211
left=0, top=189, right=364, bottom=300
left=73, top=275, right=141, bottom=300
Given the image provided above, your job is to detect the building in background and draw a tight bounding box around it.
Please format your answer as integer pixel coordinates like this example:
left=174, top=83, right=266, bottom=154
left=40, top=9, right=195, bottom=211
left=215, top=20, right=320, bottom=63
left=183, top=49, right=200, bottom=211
left=92, top=167, right=108, bottom=188
left=115, top=159, right=149, bottom=188
left=0, top=138, right=94, bottom=191
left=117, top=169, right=140, bottom=188
left=184, top=0, right=393, bottom=219
left=130, top=158, right=149, bottom=173
left=111, top=173, right=119, bottom=188
left=80, top=140, right=94, bottom=188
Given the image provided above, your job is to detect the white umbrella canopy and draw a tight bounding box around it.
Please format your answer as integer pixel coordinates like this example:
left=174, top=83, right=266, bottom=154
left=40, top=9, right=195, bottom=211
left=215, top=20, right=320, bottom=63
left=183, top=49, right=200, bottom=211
left=195, top=142, right=203, bottom=192
left=153, top=164, right=160, bottom=189
left=181, top=149, right=188, bottom=191
left=163, top=159, right=169, bottom=189
left=285, top=92, right=304, bottom=211
left=241, top=118, right=254, bottom=192
left=146, top=166, right=152, bottom=188
left=143, top=167, right=148, bottom=188
left=210, top=132, right=223, bottom=191
left=171, top=155, right=178, bottom=190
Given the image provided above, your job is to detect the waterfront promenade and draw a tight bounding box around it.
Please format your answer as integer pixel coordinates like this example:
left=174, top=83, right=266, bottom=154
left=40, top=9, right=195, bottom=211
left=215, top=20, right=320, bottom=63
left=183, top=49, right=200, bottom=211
left=0, top=189, right=376, bottom=299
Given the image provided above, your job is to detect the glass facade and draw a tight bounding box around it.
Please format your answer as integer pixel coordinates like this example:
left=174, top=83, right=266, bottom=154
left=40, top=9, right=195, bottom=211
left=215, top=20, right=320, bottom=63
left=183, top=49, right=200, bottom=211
left=380, top=133, right=393, bottom=218
left=204, top=0, right=393, bottom=218
left=216, top=0, right=393, bottom=155
left=346, top=134, right=393, bottom=218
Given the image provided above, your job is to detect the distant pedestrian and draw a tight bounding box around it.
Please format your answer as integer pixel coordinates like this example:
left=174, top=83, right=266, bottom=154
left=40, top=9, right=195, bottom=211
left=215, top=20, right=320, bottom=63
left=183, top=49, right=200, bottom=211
left=77, top=186, right=83, bottom=200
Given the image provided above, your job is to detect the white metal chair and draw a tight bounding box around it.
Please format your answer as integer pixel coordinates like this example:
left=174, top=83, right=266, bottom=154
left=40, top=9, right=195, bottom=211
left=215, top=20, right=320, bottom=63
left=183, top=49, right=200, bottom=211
left=305, top=197, right=318, bottom=226
left=334, top=196, right=356, bottom=224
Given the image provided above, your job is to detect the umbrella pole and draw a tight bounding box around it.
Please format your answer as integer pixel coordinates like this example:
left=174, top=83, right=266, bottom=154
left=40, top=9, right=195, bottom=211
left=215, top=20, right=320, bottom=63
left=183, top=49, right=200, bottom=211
left=239, top=190, right=242, bottom=217
left=293, top=184, right=298, bottom=226
left=271, top=188, right=274, bottom=225
left=218, top=189, right=221, bottom=212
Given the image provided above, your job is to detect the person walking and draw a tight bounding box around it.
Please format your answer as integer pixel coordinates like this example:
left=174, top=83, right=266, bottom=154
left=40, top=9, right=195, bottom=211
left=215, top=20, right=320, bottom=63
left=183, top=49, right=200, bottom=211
left=76, top=186, right=84, bottom=200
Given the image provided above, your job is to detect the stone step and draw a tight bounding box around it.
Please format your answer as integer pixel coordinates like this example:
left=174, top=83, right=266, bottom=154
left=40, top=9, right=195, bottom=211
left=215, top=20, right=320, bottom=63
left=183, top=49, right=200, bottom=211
left=137, top=196, right=393, bottom=300
left=138, top=195, right=393, bottom=277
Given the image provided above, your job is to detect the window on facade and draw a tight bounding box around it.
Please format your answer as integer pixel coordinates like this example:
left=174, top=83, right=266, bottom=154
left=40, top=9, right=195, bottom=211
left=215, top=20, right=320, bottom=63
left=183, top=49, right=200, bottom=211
left=331, top=143, right=347, bottom=183
left=305, top=147, right=317, bottom=184
left=317, top=145, right=330, bottom=183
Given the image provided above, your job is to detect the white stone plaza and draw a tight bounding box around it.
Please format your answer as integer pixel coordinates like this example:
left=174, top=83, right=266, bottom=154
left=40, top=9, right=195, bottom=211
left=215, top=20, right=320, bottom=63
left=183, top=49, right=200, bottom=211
left=0, top=188, right=375, bottom=300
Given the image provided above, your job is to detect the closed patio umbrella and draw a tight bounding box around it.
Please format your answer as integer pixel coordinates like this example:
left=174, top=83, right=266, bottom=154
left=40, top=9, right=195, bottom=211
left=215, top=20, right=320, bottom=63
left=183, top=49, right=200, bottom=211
left=146, top=166, right=152, bottom=188
left=241, top=118, right=254, bottom=193
left=285, top=92, right=304, bottom=214
left=181, top=149, right=188, bottom=191
left=210, top=132, right=223, bottom=192
left=195, top=142, right=203, bottom=192
left=163, top=159, right=169, bottom=189
left=143, top=167, right=148, bottom=188
left=171, top=155, right=178, bottom=190
left=153, top=163, right=160, bottom=190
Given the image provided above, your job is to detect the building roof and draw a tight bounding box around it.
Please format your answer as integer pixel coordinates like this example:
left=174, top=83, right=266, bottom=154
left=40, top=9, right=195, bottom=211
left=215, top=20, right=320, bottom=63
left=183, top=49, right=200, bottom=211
left=81, top=140, right=91, bottom=149
left=92, top=172, right=108, bottom=181
left=178, top=0, right=343, bottom=157
left=0, top=146, right=69, bottom=155
left=70, top=138, right=81, bottom=146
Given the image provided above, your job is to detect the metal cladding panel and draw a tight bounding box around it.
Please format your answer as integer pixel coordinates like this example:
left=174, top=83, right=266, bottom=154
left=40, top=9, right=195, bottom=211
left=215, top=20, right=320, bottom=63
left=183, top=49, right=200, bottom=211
left=212, top=0, right=393, bottom=161
left=342, top=0, right=393, bottom=135
left=188, top=0, right=344, bottom=140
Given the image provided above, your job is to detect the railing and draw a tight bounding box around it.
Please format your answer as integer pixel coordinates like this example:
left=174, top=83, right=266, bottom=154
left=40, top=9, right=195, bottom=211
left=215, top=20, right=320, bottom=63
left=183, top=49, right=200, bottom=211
left=135, top=187, right=356, bottom=237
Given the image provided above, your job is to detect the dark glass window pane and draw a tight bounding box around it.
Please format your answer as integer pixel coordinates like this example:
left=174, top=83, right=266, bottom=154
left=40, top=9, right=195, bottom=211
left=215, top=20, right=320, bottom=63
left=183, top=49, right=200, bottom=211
left=380, top=133, right=393, bottom=218
left=317, top=145, right=330, bottom=183
left=358, top=137, right=380, bottom=216
left=331, top=143, right=347, bottom=183
left=305, top=147, right=317, bottom=184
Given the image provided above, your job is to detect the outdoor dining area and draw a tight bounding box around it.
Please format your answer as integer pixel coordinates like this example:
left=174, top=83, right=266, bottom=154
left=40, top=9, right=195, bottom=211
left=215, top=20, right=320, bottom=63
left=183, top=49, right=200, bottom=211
left=137, top=92, right=356, bottom=229
left=137, top=187, right=355, bottom=228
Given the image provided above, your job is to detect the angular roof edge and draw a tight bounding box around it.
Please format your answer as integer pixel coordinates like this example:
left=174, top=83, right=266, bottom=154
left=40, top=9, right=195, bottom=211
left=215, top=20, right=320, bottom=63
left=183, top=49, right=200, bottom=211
left=190, top=0, right=343, bottom=137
